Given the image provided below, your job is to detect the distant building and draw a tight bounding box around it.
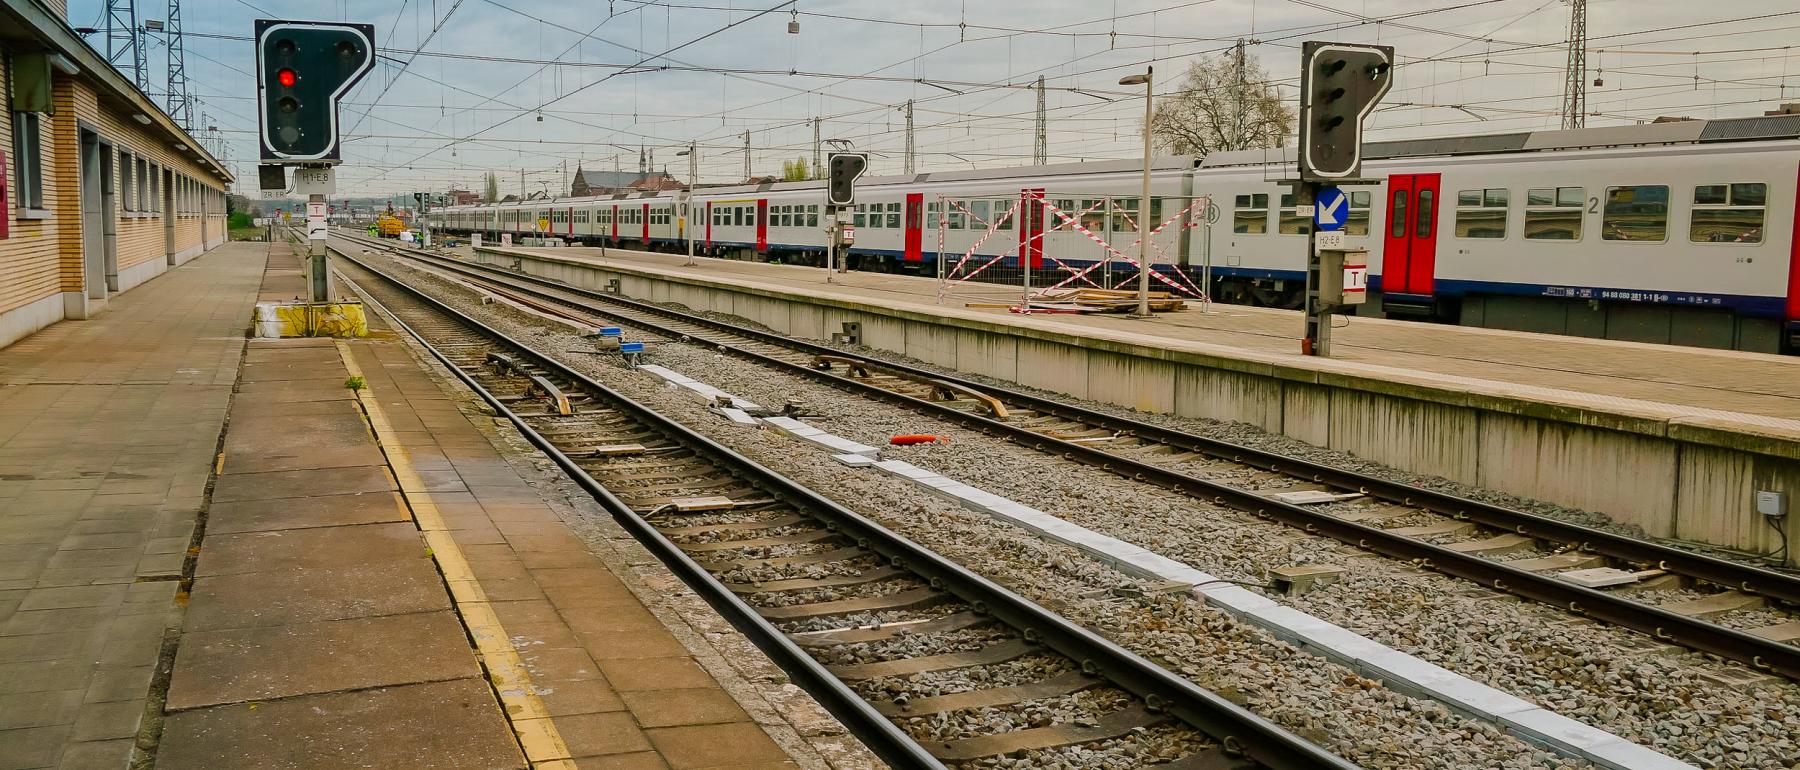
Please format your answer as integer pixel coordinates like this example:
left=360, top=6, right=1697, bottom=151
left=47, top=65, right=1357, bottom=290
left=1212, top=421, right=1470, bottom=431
left=1766, top=103, right=1800, bottom=116
left=570, top=166, right=686, bottom=196
left=448, top=189, right=480, bottom=205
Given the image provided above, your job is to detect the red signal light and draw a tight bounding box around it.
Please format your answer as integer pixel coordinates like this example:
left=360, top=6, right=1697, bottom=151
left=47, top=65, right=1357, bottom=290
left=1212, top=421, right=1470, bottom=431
left=277, top=68, right=297, bottom=88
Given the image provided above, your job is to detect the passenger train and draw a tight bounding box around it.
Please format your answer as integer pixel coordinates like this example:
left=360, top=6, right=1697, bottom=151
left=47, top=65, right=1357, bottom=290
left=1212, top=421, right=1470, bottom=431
left=431, top=114, right=1800, bottom=354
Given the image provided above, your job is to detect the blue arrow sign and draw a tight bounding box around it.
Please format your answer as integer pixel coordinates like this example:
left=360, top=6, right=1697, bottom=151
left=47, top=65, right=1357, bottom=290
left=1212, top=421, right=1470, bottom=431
left=1314, top=187, right=1348, bottom=232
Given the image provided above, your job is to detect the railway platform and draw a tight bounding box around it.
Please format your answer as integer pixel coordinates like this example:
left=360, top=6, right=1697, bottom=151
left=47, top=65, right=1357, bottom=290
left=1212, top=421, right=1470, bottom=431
left=0, top=241, right=821, bottom=769
left=470, top=243, right=1800, bottom=566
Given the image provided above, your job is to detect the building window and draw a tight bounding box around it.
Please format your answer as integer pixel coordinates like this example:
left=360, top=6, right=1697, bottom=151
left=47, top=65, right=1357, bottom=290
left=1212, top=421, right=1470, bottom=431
left=1524, top=186, right=1584, bottom=240
left=1455, top=188, right=1508, bottom=239
left=11, top=111, right=45, bottom=210
left=136, top=157, right=149, bottom=212
left=1601, top=185, right=1668, bottom=242
left=120, top=153, right=135, bottom=212
left=1233, top=193, right=1268, bottom=234
left=1277, top=193, right=1310, bottom=235
left=1690, top=183, right=1765, bottom=243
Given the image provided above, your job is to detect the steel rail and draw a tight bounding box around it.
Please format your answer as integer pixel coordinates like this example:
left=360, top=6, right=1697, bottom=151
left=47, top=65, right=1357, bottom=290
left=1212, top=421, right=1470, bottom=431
left=335, top=233, right=1800, bottom=681
left=329, top=243, right=1359, bottom=770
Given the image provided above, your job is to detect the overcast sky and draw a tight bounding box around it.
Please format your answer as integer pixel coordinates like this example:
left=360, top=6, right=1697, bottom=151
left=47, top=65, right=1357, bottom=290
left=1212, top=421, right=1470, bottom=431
left=65, top=0, right=1800, bottom=196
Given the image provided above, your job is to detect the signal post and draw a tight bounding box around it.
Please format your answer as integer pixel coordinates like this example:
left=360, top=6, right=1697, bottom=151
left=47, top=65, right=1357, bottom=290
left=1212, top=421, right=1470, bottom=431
left=1292, top=41, right=1392, bottom=356
left=824, top=152, right=869, bottom=284
left=255, top=19, right=375, bottom=309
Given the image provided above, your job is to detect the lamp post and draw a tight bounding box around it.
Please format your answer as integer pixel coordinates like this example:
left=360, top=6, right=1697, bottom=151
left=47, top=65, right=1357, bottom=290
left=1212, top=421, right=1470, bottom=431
left=1120, top=68, right=1154, bottom=318
left=676, top=144, right=697, bottom=267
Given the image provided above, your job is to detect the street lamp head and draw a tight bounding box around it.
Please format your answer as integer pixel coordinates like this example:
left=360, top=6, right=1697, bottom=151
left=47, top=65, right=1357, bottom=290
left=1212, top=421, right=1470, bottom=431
left=1119, top=73, right=1150, bottom=86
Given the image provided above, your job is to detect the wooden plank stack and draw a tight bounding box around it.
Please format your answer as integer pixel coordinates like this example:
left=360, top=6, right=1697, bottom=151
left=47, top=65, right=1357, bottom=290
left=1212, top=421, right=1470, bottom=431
left=967, top=288, right=1187, bottom=314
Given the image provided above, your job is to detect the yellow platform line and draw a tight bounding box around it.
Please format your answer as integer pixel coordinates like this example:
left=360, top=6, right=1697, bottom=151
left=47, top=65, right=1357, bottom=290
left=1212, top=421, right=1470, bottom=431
left=336, top=340, right=577, bottom=770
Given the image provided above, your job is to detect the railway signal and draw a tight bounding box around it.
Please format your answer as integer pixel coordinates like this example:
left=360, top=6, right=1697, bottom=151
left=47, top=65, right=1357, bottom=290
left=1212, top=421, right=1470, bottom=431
left=1293, top=41, right=1392, bottom=358
left=1297, top=41, right=1393, bottom=181
left=256, top=19, right=376, bottom=163
left=826, top=152, right=869, bottom=207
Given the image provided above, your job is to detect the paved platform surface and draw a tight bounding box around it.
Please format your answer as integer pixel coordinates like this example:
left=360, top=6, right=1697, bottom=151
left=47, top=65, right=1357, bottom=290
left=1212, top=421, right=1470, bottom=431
left=0, top=243, right=265, bottom=770
left=491, top=245, right=1800, bottom=427
left=0, top=241, right=808, bottom=769
left=155, top=246, right=802, bottom=769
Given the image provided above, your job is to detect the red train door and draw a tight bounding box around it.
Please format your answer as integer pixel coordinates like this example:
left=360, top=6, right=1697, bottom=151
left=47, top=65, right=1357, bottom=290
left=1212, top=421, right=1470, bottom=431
left=755, top=199, right=768, bottom=253
left=704, top=201, right=712, bottom=249
left=904, top=193, right=924, bottom=262
left=1787, top=163, right=1800, bottom=338
left=1018, top=188, right=1045, bottom=269
left=610, top=205, right=618, bottom=242
left=641, top=203, right=650, bottom=242
left=1381, top=173, right=1441, bottom=297
left=567, top=207, right=574, bottom=237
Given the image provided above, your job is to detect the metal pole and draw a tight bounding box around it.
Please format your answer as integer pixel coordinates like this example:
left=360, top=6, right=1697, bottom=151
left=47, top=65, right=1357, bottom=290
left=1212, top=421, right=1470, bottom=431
left=1299, top=182, right=1328, bottom=355
left=1020, top=196, right=1033, bottom=312
left=684, top=143, right=697, bottom=266
left=1133, top=67, right=1155, bottom=318
left=1200, top=196, right=1214, bottom=312
left=825, top=209, right=837, bottom=284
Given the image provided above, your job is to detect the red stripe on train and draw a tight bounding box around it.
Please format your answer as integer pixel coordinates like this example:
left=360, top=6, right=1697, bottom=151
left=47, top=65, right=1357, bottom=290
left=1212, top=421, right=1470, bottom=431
left=1788, top=162, right=1800, bottom=322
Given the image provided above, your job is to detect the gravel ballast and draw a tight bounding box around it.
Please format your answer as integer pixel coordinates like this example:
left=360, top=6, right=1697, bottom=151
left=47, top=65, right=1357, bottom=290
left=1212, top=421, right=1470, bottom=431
left=352, top=251, right=1800, bottom=768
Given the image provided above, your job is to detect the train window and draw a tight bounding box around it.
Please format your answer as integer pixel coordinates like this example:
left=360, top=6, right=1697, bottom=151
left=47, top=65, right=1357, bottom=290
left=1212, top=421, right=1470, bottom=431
left=886, top=202, right=902, bottom=229
left=1690, top=182, right=1765, bottom=243
left=967, top=200, right=990, bottom=229
left=853, top=205, right=868, bottom=228
left=1390, top=191, right=1408, bottom=238
left=1455, top=189, right=1507, bottom=239
left=807, top=205, right=820, bottom=228
left=1109, top=198, right=1139, bottom=233
left=1277, top=193, right=1311, bottom=236
left=1416, top=190, right=1435, bottom=238
left=1233, top=193, right=1268, bottom=235
left=1602, top=186, right=1668, bottom=242
left=1345, top=191, right=1372, bottom=235
left=926, top=202, right=941, bottom=229
left=1525, top=187, right=1583, bottom=240
left=1050, top=199, right=1076, bottom=230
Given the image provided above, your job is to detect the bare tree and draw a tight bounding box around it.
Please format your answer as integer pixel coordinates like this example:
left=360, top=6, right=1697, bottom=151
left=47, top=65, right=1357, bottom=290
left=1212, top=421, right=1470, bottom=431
left=1150, top=40, right=1294, bottom=157
left=483, top=172, right=499, bottom=203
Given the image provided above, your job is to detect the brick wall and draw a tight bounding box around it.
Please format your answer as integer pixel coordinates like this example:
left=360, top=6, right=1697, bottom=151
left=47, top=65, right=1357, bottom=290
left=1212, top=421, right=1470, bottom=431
left=2, top=43, right=232, bottom=333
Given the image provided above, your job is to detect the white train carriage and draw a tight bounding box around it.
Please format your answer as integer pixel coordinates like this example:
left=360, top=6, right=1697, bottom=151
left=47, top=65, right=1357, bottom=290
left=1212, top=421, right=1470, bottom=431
left=687, top=158, right=1198, bottom=282
left=432, top=114, right=1800, bottom=353
left=1202, top=115, right=1800, bottom=351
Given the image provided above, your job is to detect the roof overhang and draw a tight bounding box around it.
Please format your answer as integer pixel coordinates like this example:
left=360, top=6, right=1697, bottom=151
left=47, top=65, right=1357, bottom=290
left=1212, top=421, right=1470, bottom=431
left=1, top=0, right=234, bottom=183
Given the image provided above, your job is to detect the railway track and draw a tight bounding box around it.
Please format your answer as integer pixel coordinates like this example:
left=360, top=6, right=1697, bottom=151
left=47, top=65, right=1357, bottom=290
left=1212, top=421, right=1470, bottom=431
left=336, top=231, right=1800, bottom=683
left=325, top=242, right=1354, bottom=770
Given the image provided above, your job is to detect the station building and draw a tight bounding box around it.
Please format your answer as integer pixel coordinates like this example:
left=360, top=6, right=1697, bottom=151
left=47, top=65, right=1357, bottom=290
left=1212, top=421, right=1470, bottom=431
left=1, top=0, right=234, bottom=348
